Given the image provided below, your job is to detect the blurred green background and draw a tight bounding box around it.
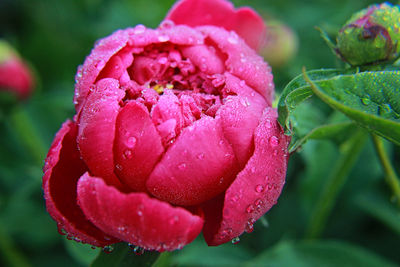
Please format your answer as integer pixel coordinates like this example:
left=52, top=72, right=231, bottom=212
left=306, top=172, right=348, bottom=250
left=1, top=0, right=399, bottom=266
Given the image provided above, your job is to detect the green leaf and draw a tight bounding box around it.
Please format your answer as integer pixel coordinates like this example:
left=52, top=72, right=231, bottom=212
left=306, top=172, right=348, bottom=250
left=244, top=240, right=397, bottom=267
left=277, top=68, right=358, bottom=134
left=355, top=193, right=400, bottom=236
left=91, top=243, right=160, bottom=267
left=290, top=121, right=357, bottom=153
left=64, top=239, right=99, bottom=266
left=304, top=70, right=400, bottom=145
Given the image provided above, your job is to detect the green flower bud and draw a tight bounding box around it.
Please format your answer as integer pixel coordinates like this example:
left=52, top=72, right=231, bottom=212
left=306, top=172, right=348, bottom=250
left=336, top=3, right=400, bottom=66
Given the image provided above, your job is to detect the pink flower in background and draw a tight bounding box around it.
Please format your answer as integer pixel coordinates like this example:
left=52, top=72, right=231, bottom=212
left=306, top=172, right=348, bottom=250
left=43, top=0, right=290, bottom=251
left=0, top=41, right=34, bottom=99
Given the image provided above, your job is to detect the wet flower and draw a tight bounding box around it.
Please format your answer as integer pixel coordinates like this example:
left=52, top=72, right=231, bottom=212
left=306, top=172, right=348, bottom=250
left=43, top=0, right=290, bottom=252
left=0, top=40, right=34, bottom=99
left=336, top=3, right=400, bottom=66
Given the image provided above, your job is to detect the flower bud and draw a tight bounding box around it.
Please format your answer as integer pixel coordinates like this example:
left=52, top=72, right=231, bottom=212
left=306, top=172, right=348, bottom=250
left=260, top=20, right=298, bottom=68
left=0, top=40, right=34, bottom=99
left=336, top=3, right=400, bottom=66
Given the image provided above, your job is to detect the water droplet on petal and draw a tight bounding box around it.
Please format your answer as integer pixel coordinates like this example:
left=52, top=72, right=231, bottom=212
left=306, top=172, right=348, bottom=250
left=228, top=32, right=239, bottom=44
left=126, top=136, right=137, bottom=148
left=115, top=164, right=123, bottom=171
left=159, top=20, right=175, bottom=29
left=255, top=184, right=265, bottom=193
left=269, top=136, right=279, bottom=147
left=178, top=163, right=186, bottom=170
left=158, top=35, right=170, bottom=42
left=133, top=24, right=146, bottom=34
left=246, top=204, right=255, bottom=213
left=231, top=237, right=240, bottom=244
left=123, top=149, right=133, bottom=159
left=197, top=153, right=205, bottom=160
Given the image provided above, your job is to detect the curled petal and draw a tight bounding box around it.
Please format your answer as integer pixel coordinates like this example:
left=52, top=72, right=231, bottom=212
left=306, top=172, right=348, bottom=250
left=43, top=120, right=116, bottom=247
left=114, top=101, right=164, bottom=192
left=147, top=117, right=239, bottom=206
left=203, top=108, right=290, bottom=245
left=77, top=78, right=124, bottom=188
left=165, top=0, right=266, bottom=50
left=180, top=45, right=224, bottom=74
left=200, top=26, right=274, bottom=105
left=77, top=174, right=204, bottom=251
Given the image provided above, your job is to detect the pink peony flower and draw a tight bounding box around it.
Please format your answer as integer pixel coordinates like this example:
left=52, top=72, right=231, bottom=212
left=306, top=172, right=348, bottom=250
left=43, top=0, right=290, bottom=251
left=0, top=41, right=34, bottom=99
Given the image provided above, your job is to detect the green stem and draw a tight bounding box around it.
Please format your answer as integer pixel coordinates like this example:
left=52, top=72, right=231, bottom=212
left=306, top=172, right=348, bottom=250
left=371, top=134, right=400, bottom=207
left=305, top=129, right=368, bottom=239
left=9, top=104, right=47, bottom=166
left=0, top=222, right=30, bottom=267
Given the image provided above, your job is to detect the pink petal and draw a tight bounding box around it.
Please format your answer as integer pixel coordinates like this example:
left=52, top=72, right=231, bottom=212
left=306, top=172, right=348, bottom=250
left=74, top=29, right=132, bottom=113
left=165, top=0, right=266, bottom=50
left=146, top=117, right=239, bottom=206
left=217, top=95, right=265, bottom=168
left=77, top=78, right=124, bottom=188
left=114, top=101, right=164, bottom=192
left=43, top=120, right=117, bottom=247
left=203, top=108, right=290, bottom=245
left=199, top=26, right=274, bottom=105
left=180, top=45, right=224, bottom=74
left=77, top=174, right=204, bottom=251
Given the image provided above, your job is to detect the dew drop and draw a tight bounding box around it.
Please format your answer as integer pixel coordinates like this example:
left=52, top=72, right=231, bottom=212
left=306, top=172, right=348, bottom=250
left=255, top=184, right=265, bottom=193
left=231, top=194, right=240, bottom=202
left=126, top=136, right=137, bottom=148
left=269, top=136, right=279, bottom=147
left=197, top=153, right=205, bottom=160
left=265, top=119, right=273, bottom=128
left=219, top=177, right=224, bottom=184
left=158, top=35, right=170, bottom=42
left=178, top=163, right=186, bottom=170
left=361, top=95, right=371, bottom=105
left=115, top=164, right=123, bottom=171
left=133, top=24, right=146, bottom=34
left=246, top=204, right=255, bottom=213
left=123, top=149, right=133, bottom=159
left=227, top=32, right=239, bottom=44
left=95, top=60, right=106, bottom=70
left=169, top=216, right=179, bottom=225
left=379, top=104, right=392, bottom=118
left=129, top=244, right=145, bottom=255
left=231, top=237, right=240, bottom=244
left=159, top=20, right=175, bottom=29
left=245, top=218, right=256, bottom=233
left=102, top=245, right=114, bottom=254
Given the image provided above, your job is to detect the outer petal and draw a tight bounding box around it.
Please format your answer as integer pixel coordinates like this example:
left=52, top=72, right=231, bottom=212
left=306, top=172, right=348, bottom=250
left=77, top=174, right=204, bottom=251
left=203, top=108, right=290, bottom=245
left=74, top=29, right=132, bottom=112
left=217, top=95, right=265, bottom=168
left=147, top=117, right=239, bottom=206
left=114, top=101, right=164, bottom=192
left=199, top=26, right=274, bottom=105
left=43, top=120, right=116, bottom=247
left=165, top=0, right=266, bottom=51
left=77, top=78, right=124, bottom=188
